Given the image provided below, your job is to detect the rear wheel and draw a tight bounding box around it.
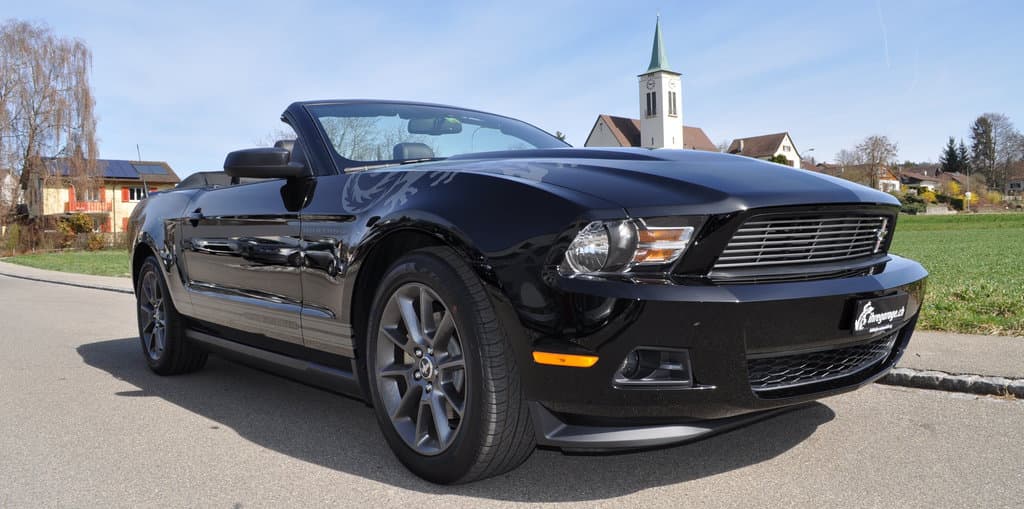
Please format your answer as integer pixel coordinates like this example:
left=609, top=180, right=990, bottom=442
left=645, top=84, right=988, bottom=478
left=136, top=256, right=207, bottom=375
left=366, top=247, right=535, bottom=484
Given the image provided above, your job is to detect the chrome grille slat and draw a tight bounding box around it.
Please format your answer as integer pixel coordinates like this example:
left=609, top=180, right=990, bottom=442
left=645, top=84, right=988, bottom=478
left=730, top=228, right=880, bottom=239
left=711, top=214, right=889, bottom=275
left=721, top=240, right=877, bottom=254
left=743, top=217, right=882, bottom=225
left=736, top=222, right=880, bottom=232
left=718, top=246, right=875, bottom=260
left=723, top=233, right=879, bottom=247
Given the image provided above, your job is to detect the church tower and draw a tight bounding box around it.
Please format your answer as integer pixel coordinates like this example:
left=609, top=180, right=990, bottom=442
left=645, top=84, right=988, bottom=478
left=638, top=16, right=682, bottom=149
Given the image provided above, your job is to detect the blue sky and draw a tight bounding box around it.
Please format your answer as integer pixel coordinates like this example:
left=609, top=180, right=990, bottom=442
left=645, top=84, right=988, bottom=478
left=6, top=0, right=1023, bottom=176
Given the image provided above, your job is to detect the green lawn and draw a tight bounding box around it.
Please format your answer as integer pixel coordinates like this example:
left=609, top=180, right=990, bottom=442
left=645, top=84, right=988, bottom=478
left=890, top=213, right=1024, bottom=336
left=3, top=250, right=131, bottom=278
left=2, top=214, right=1021, bottom=336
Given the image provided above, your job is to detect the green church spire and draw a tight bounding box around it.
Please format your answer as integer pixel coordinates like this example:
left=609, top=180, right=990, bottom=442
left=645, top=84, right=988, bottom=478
left=647, top=16, right=671, bottom=73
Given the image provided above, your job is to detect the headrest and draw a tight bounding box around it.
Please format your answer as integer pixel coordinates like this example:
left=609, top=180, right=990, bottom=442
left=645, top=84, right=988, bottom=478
left=393, top=142, right=434, bottom=161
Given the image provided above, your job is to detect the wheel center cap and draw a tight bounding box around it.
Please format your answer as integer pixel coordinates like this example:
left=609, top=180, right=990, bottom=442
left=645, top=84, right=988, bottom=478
left=418, top=357, right=435, bottom=379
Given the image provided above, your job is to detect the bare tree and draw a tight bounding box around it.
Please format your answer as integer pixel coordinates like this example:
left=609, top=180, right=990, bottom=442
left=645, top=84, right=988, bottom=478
left=716, top=139, right=731, bottom=153
left=0, top=20, right=98, bottom=217
left=834, top=148, right=863, bottom=168
left=855, top=135, right=899, bottom=189
left=971, top=113, right=1023, bottom=190
left=253, top=125, right=297, bottom=147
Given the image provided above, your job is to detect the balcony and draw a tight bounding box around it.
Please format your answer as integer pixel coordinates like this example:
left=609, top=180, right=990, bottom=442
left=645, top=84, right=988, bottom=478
left=65, top=200, right=112, bottom=213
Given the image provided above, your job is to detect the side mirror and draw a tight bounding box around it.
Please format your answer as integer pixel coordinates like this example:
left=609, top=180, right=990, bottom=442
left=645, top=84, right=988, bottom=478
left=224, top=147, right=310, bottom=179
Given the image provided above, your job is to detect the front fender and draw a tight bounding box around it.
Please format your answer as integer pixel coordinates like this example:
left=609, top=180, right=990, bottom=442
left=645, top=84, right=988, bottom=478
left=336, top=169, right=625, bottom=356
left=130, top=189, right=198, bottom=314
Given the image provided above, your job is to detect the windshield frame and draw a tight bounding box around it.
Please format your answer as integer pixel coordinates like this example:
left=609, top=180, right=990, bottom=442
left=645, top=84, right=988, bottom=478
left=302, top=100, right=569, bottom=170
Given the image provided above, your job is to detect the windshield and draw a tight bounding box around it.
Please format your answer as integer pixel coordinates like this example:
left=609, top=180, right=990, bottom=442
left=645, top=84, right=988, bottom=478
left=306, top=102, right=567, bottom=167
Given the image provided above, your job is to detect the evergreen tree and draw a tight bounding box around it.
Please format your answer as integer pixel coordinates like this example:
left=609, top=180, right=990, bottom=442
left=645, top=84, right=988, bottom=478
left=939, top=137, right=959, bottom=173
left=970, top=116, right=996, bottom=184
left=956, top=139, right=972, bottom=174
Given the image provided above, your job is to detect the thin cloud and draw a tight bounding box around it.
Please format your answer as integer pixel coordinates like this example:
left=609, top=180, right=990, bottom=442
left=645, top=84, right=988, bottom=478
left=876, top=0, right=891, bottom=69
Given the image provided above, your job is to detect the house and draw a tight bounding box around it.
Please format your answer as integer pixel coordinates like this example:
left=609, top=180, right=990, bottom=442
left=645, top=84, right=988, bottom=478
left=807, top=163, right=900, bottom=193
left=584, top=17, right=717, bottom=152
left=1005, top=177, right=1024, bottom=198
left=36, top=158, right=180, bottom=233
left=900, top=167, right=941, bottom=192
left=727, top=133, right=801, bottom=168
left=876, top=167, right=901, bottom=193
left=1, top=169, right=19, bottom=212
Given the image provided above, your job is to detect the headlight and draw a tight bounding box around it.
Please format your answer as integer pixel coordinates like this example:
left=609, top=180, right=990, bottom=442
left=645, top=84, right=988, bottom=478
left=560, top=219, right=695, bottom=276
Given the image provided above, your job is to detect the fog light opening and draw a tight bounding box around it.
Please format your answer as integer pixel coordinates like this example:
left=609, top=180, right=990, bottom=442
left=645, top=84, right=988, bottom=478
left=614, top=348, right=693, bottom=387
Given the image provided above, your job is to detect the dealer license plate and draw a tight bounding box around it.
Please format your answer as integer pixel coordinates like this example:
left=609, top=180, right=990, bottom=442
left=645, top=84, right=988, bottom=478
left=851, top=293, right=908, bottom=335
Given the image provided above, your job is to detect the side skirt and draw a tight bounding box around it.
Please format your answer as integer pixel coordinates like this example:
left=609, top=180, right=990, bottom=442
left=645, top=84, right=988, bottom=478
left=185, top=328, right=365, bottom=401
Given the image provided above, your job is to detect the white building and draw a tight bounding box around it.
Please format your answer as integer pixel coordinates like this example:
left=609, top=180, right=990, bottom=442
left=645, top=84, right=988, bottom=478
left=1, top=170, right=19, bottom=211
left=727, top=132, right=802, bottom=168
left=585, top=17, right=717, bottom=152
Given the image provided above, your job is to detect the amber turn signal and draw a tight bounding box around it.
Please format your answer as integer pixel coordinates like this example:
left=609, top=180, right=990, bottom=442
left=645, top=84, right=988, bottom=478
left=532, top=351, right=599, bottom=368
left=631, top=226, right=694, bottom=265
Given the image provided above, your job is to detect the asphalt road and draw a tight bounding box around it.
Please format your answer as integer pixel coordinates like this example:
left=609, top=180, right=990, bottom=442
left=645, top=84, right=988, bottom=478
left=1, top=275, right=1022, bottom=508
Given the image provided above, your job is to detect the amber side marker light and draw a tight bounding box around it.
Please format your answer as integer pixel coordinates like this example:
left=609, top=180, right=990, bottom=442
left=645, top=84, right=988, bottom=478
left=532, top=351, right=599, bottom=368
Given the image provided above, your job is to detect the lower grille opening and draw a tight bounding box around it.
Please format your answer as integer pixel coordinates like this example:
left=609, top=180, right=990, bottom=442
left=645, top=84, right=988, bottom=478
left=747, top=332, right=899, bottom=396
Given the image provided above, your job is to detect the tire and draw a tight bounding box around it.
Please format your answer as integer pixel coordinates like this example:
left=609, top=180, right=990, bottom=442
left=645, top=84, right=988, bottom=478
left=136, top=256, right=207, bottom=375
left=365, top=247, right=535, bottom=484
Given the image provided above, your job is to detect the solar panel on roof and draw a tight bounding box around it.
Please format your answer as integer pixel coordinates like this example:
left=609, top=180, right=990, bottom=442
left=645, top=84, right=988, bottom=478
left=133, top=164, right=167, bottom=175
left=104, top=160, right=139, bottom=179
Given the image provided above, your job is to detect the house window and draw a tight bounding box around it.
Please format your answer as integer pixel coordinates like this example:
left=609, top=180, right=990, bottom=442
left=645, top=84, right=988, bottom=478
left=782, top=145, right=791, bottom=152
left=667, top=92, right=678, bottom=116
left=124, top=186, right=147, bottom=201
left=79, top=188, right=101, bottom=202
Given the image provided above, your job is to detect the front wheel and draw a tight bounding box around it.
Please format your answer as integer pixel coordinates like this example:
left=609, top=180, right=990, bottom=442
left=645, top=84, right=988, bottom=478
left=136, top=256, right=207, bottom=375
left=365, top=247, right=535, bottom=484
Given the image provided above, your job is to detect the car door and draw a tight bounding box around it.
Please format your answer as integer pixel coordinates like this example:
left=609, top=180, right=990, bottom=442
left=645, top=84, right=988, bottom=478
left=180, top=179, right=304, bottom=347
left=296, top=170, right=359, bottom=358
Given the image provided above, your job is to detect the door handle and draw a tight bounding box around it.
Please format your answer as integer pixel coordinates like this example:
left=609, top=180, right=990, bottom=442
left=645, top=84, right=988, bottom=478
left=189, top=208, right=204, bottom=227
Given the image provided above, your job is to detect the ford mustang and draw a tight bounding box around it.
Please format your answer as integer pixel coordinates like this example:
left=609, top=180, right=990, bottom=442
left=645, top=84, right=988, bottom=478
left=129, top=99, right=927, bottom=483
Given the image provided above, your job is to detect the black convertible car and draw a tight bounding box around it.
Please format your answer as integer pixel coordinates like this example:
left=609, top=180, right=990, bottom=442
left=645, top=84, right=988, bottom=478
left=129, top=100, right=927, bottom=483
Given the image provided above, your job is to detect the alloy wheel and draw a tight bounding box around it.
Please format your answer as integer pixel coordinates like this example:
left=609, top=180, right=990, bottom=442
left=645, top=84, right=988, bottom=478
left=375, top=283, right=467, bottom=456
left=138, top=270, right=167, bottom=361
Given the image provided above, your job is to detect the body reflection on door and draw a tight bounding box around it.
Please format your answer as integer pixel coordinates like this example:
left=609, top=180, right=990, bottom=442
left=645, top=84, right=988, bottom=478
left=299, top=216, right=356, bottom=357
left=182, top=180, right=304, bottom=346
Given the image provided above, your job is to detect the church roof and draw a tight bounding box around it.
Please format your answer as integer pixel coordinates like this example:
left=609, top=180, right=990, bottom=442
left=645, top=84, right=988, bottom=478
left=593, top=114, right=717, bottom=151
left=646, top=16, right=672, bottom=73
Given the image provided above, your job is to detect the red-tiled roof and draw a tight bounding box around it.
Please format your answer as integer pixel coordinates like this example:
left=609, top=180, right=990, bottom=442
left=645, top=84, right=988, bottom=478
left=901, top=171, right=941, bottom=183
left=727, top=133, right=793, bottom=158
left=593, top=115, right=717, bottom=151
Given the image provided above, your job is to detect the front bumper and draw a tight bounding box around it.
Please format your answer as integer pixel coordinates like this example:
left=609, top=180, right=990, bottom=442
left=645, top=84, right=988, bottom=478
left=517, top=255, right=927, bottom=449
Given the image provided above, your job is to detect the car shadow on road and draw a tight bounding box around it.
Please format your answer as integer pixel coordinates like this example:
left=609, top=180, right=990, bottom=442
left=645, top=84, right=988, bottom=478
left=79, top=337, right=835, bottom=502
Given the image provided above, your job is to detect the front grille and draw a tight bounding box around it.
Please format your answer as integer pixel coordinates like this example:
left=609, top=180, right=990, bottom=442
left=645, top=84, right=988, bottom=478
left=747, top=332, right=898, bottom=394
left=713, top=215, right=889, bottom=270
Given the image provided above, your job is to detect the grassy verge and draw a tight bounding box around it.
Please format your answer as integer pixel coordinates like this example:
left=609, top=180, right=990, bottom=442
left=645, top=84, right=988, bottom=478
left=2, top=250, right=131, bottom=278
left=2, top=213, right=1020, bottom=336
left=890, top=213, right=1024, bottom=336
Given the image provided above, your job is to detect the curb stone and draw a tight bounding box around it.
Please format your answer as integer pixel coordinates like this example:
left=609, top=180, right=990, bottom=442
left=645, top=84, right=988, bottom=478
left=0, top=271, right=133, bottom=295
left=4, top=263, right=1022, bottom=399
left=880, top=367, right=1024, bottom=398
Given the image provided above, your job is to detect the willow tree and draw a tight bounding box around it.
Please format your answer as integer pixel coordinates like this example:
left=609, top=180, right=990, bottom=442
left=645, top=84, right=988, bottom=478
left=0, top=19, right=97, bottom=217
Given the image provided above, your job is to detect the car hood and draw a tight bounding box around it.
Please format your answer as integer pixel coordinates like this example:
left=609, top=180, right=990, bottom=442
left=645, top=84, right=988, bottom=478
left=441, top=148, right=899, bottom=216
